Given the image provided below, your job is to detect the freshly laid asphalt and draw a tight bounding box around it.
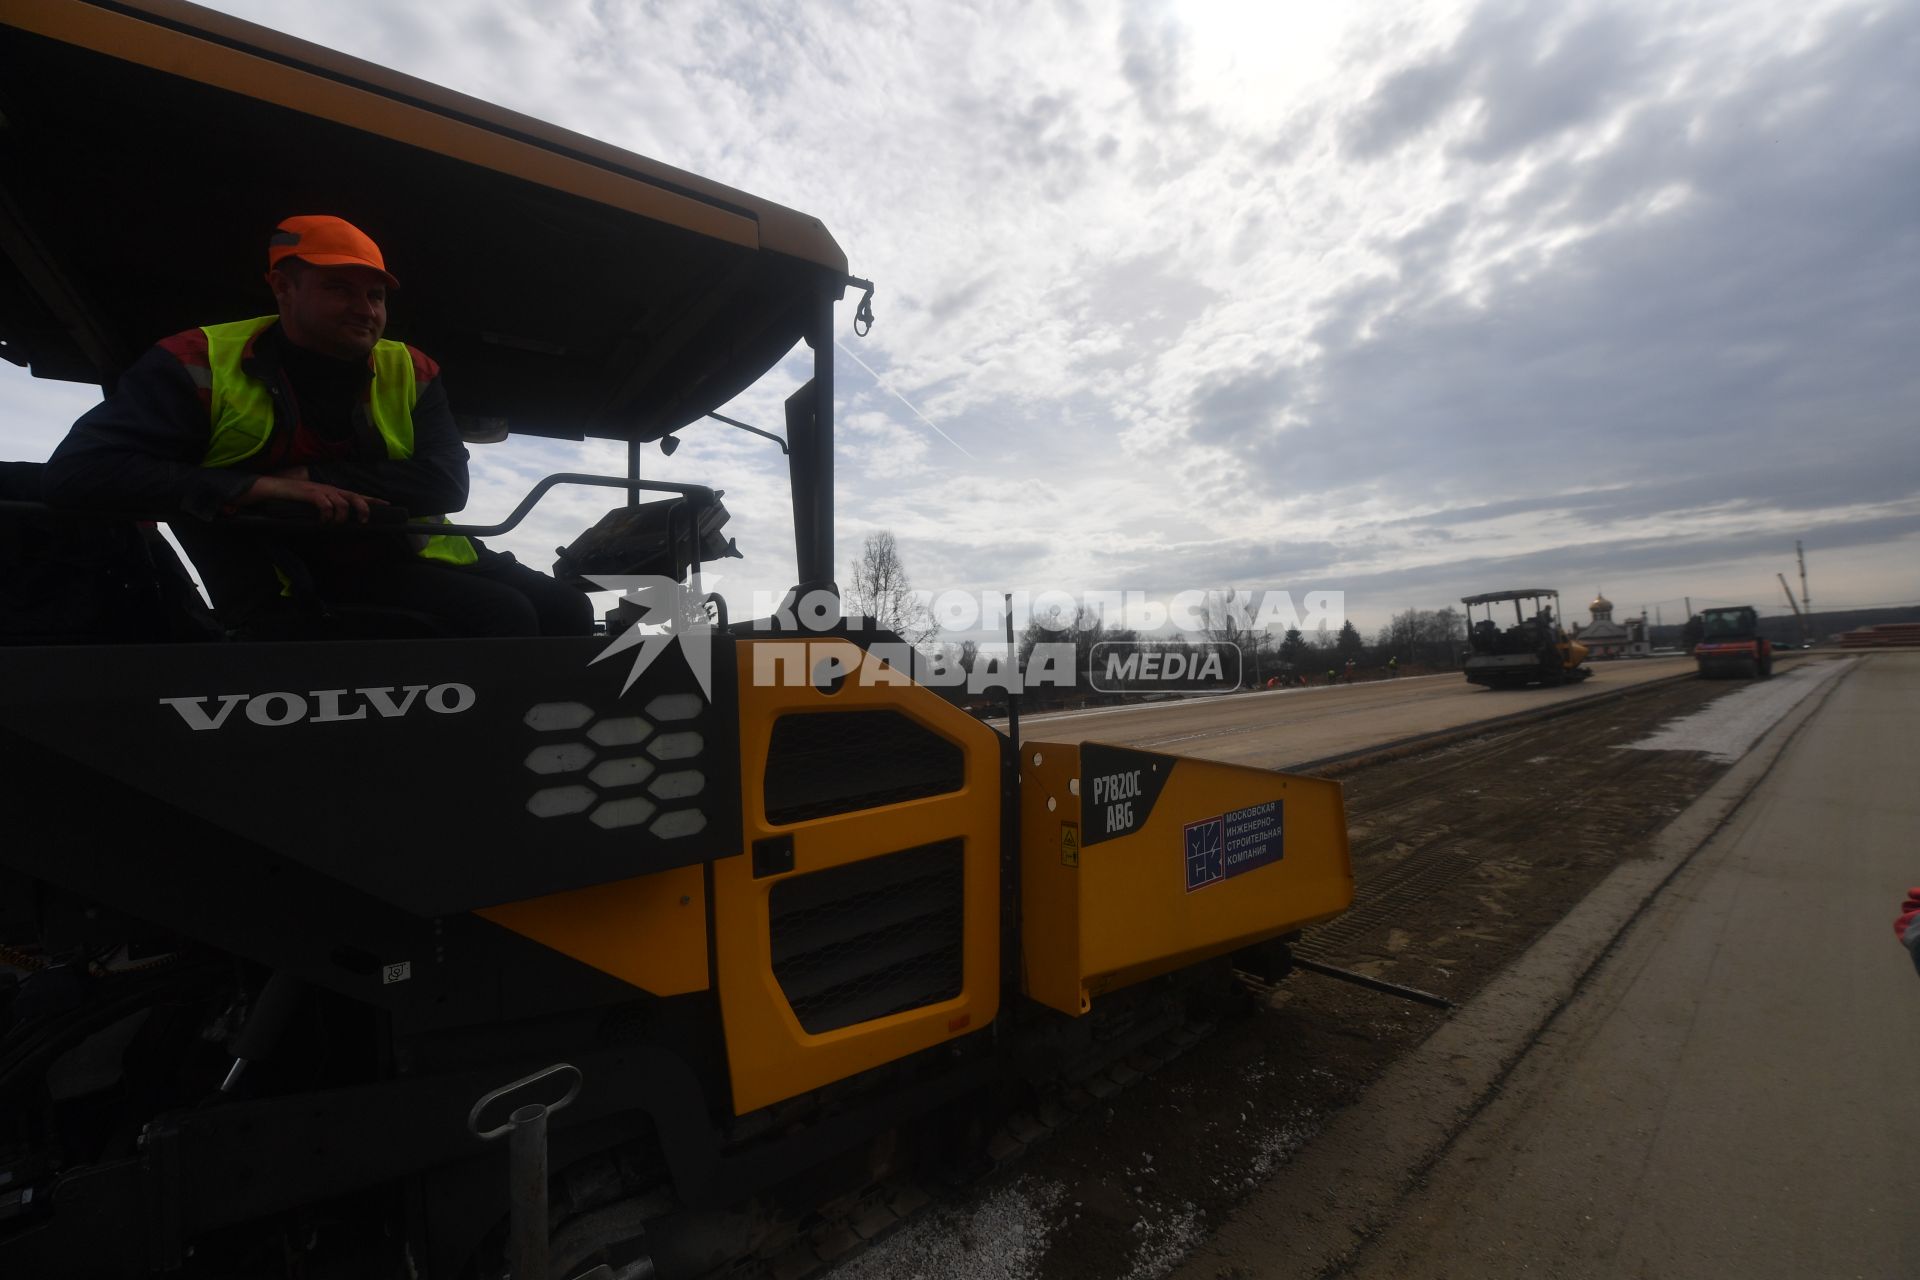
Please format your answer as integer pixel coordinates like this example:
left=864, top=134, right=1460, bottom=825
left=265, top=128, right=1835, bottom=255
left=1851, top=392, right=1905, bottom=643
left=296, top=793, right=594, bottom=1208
left=1175, top=652, right=1918, bottom=1280
left=1004, top=654, right=1699, bottom=768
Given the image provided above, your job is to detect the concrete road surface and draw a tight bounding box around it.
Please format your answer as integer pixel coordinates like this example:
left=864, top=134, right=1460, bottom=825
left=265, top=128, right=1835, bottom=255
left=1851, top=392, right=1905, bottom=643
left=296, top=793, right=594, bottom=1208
left=1336, top=651, right=1920, bottom=1280
left=1006, top=655, right=1699, bottom=768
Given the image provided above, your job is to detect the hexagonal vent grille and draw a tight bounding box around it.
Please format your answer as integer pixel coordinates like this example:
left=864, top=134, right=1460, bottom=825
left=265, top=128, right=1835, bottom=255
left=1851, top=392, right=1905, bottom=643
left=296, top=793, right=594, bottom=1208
left=520, top=693, right=711, bottom=840
left=768, top=839, right=965, bottom=1034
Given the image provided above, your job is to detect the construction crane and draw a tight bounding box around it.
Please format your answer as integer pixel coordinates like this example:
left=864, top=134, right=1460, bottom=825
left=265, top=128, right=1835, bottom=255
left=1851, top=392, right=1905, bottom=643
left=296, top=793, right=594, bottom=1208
left=1797, top=540, right=1812, bottom=627
left=1779, top=572, right=1810, bottom=648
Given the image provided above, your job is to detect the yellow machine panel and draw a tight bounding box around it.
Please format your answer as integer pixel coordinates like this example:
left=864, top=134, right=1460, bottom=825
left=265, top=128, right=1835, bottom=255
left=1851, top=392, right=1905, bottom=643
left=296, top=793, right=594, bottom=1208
left=716, top=639, right=1004, bottom=1115
left=1020, top=740, right=1351, bottom=1016
left=477, top=864, right=710, bottom=997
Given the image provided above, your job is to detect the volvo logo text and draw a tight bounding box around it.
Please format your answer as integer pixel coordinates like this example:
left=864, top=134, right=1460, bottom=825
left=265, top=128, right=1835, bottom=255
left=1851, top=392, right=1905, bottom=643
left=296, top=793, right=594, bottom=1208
left=158, top=684, right=477, bottom=730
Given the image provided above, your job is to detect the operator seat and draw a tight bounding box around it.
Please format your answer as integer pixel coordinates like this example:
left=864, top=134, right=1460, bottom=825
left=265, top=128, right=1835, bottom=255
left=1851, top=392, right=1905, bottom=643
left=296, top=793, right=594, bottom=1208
left=0, top=461, right=219, bottom=644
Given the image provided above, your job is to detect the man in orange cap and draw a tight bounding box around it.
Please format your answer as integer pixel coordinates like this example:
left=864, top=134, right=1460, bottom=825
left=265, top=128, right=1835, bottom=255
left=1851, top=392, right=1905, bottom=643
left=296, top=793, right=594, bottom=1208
left=45, top=215, right=590, bottom=637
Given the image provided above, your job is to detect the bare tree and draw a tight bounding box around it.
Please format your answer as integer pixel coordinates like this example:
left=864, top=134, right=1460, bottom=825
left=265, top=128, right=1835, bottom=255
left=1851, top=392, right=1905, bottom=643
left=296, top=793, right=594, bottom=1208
left=1378, top=607, right=1469, bottom=668
left=1429, top=607, right=1466, bottom=667
left=1203, top=588, right=1269, bottom=686
left=1016, top=603, right=1139, bottom=706
left=846, top=530, right=937, bottom=644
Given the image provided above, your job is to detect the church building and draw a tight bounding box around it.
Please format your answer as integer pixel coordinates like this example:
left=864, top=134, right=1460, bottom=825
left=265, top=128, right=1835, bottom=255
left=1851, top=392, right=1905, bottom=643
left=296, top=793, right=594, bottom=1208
left=1574, top=593, right=1651, bottom=659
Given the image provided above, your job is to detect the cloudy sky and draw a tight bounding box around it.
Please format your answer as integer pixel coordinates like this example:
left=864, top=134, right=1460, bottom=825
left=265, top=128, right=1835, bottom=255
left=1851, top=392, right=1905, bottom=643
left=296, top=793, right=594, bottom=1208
left=2, top=0, right=1915, bottom=636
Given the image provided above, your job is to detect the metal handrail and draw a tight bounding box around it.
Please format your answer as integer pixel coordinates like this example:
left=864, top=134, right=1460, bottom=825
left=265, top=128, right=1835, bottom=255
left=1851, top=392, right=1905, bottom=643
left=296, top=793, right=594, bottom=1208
left=0, top=472, right=715, bottom=539
left=430, top=473, right=715, bottom=537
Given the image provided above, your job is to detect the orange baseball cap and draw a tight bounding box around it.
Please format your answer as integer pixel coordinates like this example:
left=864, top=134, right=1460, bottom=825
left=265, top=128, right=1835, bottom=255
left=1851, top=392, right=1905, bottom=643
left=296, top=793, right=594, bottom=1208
left=266, top=215, right=399, bottom=287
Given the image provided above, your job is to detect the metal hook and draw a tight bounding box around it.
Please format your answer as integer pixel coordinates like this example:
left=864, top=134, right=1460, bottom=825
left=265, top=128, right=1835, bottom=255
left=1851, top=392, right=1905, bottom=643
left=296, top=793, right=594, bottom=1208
left=846, top=274, right=876, bottom=336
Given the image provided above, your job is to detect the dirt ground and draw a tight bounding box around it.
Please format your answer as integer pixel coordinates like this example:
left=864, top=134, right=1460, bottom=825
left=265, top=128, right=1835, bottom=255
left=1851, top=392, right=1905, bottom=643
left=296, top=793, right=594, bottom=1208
left=853, top=674, right=1747, bottom=1280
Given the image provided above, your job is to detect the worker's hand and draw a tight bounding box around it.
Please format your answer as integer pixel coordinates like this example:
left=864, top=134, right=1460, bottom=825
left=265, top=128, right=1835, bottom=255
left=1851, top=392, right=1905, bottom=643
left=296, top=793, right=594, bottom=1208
left=237, top=473, right=386, bottom=524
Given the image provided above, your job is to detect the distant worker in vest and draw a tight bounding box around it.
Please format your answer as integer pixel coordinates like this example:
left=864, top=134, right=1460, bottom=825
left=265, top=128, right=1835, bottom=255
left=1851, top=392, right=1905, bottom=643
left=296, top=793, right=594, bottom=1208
left=45, top=215, right=591, bottom=638
left=1388, top=655, right=1399, bottom=678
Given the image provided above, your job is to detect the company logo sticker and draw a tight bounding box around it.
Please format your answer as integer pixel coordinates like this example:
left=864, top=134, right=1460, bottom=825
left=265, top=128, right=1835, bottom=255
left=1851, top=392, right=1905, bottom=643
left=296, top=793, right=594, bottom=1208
left=1186, top=799, right=1285, bottom=892
left=1185, top=816, right=1225, bottom=892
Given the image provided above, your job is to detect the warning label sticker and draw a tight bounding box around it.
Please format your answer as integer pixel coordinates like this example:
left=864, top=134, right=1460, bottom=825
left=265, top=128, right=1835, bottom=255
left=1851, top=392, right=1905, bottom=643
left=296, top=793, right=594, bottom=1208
left=1060, top=821, right=1080, bottom=867
left=1185, top=798, right=1284, bottom=892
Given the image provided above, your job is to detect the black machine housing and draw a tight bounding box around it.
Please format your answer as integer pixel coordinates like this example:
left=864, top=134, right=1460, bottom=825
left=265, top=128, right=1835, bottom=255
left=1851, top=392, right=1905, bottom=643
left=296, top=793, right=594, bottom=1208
left=0, top=1, right=879, bottom=1274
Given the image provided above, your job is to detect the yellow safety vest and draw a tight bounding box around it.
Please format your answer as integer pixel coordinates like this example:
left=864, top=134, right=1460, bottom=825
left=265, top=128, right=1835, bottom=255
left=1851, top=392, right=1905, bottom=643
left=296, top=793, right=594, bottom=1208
left=199, top=316, right=476, bottom=566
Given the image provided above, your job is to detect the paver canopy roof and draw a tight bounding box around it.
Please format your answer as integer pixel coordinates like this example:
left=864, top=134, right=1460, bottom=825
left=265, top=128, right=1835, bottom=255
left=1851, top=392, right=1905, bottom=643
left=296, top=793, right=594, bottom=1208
left=1461, top=589, right=1560, bottom=606
left=0, top=0, right=849, bottom=443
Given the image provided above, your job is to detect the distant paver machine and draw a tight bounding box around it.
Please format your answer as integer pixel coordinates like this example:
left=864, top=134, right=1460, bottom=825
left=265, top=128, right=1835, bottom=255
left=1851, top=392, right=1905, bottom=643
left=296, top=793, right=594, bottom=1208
left=1461, top=588, right=1593, bottom=689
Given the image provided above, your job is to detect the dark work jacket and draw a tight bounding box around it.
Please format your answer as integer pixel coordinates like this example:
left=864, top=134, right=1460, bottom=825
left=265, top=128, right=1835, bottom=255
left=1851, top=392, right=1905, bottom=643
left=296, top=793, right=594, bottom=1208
left=44, top=321, right=470, bottom=621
